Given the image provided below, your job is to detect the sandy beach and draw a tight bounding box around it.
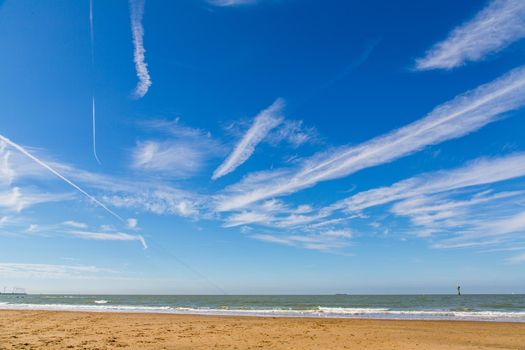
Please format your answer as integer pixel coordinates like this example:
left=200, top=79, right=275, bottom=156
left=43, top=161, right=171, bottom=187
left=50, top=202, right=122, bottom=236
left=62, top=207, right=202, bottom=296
left=0, top=310, right=524, bottom=349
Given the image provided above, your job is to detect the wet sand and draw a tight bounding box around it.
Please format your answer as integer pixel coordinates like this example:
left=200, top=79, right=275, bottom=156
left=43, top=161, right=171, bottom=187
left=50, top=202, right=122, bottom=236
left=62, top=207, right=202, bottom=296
left=1, top=310, right=525, bottom=349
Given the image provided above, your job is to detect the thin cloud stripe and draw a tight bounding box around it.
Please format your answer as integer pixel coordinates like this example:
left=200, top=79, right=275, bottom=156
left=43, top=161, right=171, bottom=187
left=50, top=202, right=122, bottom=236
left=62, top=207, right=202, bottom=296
left=415, top=0, right=525, bottom=70
left=212, top=99, right=285, bottom=180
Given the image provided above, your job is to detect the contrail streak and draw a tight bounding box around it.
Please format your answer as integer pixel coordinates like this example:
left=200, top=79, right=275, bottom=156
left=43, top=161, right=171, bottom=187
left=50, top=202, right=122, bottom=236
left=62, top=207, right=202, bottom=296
left=89, top=0, right=95, bottom=66
left=91, top=97, right=101, bottom=164
left=89, top=0, right=101, bottom=164
left=129, top=0, right=152, bottom=98
left=0, top=134, right=124, bottom=222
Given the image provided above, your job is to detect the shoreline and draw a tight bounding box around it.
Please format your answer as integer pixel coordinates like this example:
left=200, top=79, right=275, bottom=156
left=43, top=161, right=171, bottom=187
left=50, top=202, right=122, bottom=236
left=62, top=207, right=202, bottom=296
left=1, top=307, right=525, bottom=323
left=2, top=309, right=525, bottom=349
left=1, top=304, right=525, bottom=323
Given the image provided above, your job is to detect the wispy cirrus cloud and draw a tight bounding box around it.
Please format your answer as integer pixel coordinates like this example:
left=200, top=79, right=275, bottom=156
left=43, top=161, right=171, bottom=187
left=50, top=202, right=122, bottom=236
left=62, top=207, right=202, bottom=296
left=0, top=135, right=205, bottom=237
left=55, top=163, right=205, bottom=218
left=433, top=205, right=525, bottom=249
left=129, top=0, right=151, bottom=98
left=69, top=231, right=147, bottom=249
left=0, top=134, right=125, bottom=222
left=326, top=152, right=525, bottom=248
left=2, top=145, right=204, bottom=221
left=507, top=252, right=525, bottom=264
left=0, top=142, right=15, bottom=185
left=102, top=189, right=202, bottom=218
left=0, top=187, right=74, bottom=212
left=0, top=262, right=115, bottom=279
left=337, top=153, right=525, bottom=213
left=264, top=119, right=319, bottom=148
left=213, top=99, right=284, bottom=180
left=207, top=0, right=257, bottom=7
left=222, top=198, right=325, bottom=229
left=127, top=218, right=138, bottom=229
left=253, top=229, right=352, bottom=251
left=393, top=190, right=525, bottom=237
left=0, top=142, right=76, bottom=212
left=415, top=0, right=525, bottom=70
left=220, top=197, right=353, bottom=252
left=62, top=220, right=88, bottom=229
left=133, top=118, right=225, bottom=179
left=216, top=65, right=525, bottom=212
left=132, top=140, right=207, bottom=177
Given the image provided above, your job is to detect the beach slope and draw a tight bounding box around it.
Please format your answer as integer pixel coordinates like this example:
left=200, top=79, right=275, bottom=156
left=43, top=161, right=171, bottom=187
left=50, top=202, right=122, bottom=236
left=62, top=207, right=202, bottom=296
left=1, top=310, right=525, bottom=349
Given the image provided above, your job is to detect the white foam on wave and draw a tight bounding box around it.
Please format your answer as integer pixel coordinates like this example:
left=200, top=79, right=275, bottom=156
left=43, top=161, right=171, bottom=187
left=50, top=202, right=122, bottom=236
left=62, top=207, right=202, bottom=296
left=317, top=307, right=525, bottom=320
left=0, top=303, right=172, bottom=313
left=94, top=300, right=109, bottom=304
left=1, top=303, right=524, bottom=322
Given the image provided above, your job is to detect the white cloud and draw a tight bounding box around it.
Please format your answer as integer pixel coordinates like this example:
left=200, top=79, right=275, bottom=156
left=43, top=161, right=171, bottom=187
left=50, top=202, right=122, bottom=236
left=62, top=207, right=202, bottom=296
left=221, top=198, right=329, bottom=230
left=216, top=65, right=525, bottom=211
left=132, top=140, right=205, bottom=177
left=207, top=0, right=257, bottom=7
left=133, top=119, right=225, bottom=178
left=127, top=218, right=138, bottom=229
left=0, top=141, right=15, bottom=185
left=0, top=187, right=74, bottom=212
left=507, top=252, right=525, bottom=264
left=50, top=163, right=205, bottom=219
left=318, top=229, right=352, bottom=238
left=222, top=211, right=272, bottom=227
left=252, top=229, right=352, bottom=251
left=265, top=120, right=318, bottom=148
left=26, top=224, right=39, bottom=232
left=213, top=99, right=284, bottom=179
left=326, top=152, right=525, bottom=249
left=0, top=134, right=124, bottom=221
left=392, top=190, right=525, bottom=236
left=102, top=190, right=201, bottom=218
left=434, top=207, right=525, bottom=249
left=141, top=118, right=214, bottom=139
left=62, top=220, right=88, bottom=229
left=482, top=210, right=525, bottom=236
left=129, top=0, right=151, bottom=98
left=0, top=263, right=114, bottom=279
left=0, top=141, right=52, bottom=182
left=415, top=0, right=525, bottom=70
left=69, top=231, right=148, bottom=249
left=219, top=197, right=353, bottom=252
left=32, top=143, right=208, bottom=220
left=338, top=153, right=525, bottom=213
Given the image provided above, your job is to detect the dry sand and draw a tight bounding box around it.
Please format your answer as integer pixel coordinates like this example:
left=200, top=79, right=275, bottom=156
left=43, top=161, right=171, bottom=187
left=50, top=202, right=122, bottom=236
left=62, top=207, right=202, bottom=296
left=1, top=310, right=524, bottom=349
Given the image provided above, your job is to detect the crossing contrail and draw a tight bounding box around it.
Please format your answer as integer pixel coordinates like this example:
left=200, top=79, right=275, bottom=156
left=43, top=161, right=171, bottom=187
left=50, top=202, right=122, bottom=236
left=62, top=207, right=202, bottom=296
left=0, top=134, right=124, bottom=222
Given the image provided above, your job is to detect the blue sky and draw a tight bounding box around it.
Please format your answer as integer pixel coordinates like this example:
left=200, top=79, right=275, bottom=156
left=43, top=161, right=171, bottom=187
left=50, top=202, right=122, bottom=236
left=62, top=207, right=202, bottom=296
left=1, top=0, right=525, bottom=294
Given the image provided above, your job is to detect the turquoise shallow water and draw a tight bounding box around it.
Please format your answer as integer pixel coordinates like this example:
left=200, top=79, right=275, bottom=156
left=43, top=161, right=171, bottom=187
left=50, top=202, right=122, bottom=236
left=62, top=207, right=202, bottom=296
left=1, top=294, right=525, bottom=322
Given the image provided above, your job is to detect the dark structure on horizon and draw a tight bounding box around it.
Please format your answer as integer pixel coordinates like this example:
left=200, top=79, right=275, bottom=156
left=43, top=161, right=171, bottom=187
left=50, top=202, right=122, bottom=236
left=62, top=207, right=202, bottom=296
left=0, top=287, right=27, bottom=295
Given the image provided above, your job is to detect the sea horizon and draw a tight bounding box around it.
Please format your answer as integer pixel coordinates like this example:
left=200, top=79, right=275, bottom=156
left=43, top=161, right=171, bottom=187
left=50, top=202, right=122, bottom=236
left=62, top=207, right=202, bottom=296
left=2, top=293, right=525, bottom=323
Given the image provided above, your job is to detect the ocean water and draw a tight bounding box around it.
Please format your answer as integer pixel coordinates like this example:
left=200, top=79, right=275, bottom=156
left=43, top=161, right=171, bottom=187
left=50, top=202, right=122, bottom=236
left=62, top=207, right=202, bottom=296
left=1, top=294, right=524, bottom=322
